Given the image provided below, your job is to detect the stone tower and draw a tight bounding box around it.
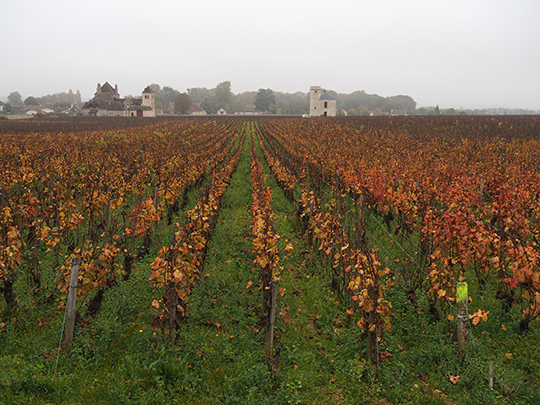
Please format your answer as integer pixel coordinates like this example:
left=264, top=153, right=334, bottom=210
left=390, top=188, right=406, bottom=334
left=309, top=85, right=337, bottom=117
left=309, top=86, right=323, bottom=117
left=142, top=86, right=156, bottom=117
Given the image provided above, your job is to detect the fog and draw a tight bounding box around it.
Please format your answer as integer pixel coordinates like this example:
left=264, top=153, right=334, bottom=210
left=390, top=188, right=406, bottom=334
left=1, top=0, right=539, bottom=109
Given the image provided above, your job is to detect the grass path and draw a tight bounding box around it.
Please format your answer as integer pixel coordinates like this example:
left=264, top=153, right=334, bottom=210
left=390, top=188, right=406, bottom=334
left=173, top=129, right=271, bottom=403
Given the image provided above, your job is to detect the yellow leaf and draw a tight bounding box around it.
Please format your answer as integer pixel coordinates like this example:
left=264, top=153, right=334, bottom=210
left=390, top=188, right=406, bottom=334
left=246, top=281, right=253, bottom=289
left=501, top=324, right=507, bottom=331
left=505, top=353, right=513, bottom=359
left=448, top=314, right=455, bottom=321
left=151, top=299, right=160, bottom=309
left=449, top=375, right=460, bottom=385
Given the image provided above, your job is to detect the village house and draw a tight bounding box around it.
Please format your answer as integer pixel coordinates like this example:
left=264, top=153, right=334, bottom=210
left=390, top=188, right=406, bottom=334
left=391, top=109, right=407, bottom=116
left=82, top=82, right=155, bottom=117
left=234, top=110, right=264, bottom=115
left=187, top=103, right=207, bottom=116
left=309, top=86, right=337, bottom=117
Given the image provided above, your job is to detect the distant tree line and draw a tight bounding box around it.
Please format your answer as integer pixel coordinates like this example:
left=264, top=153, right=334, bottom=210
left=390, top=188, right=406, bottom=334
left=441, top=107, right=540, bottom=116
left=5, top=84, right=538, bottom=116
left=413, top=106, right=540, bottom=116
left=4, top=90, right=82, bottom=109
left=335, top=90, right=417, bottom=115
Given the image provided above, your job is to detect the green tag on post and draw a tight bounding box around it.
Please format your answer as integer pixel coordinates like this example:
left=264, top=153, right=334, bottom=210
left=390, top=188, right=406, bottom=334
left=457, top=282, right=468, bottom=303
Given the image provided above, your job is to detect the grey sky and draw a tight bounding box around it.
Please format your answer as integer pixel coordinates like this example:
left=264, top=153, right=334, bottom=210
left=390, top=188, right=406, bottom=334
left=2, top=0, right=539, bottom=109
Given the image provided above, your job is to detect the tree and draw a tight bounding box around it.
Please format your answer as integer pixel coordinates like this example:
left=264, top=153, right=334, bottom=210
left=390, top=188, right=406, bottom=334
left=434, top=105, right=441, bottom=115
left=187, top=87, right=213, bottom=104
left=387, top=95, right=417, bottom=113
left=201, top=98, right=219, bottom=115
left=443, top=108, right=458, bottom=115
left=149, top=83, right=161, bottom=94
left=24, top=96, right=39, bottom=106
left=8, top=91, right=23, bottom=106
left=215, top=81, right=233, bottom=108
left=359, top=107, right=371, bottom=116
left=373, top=107, right=383, bottom=116
left=255, top=88, right=276, bottom=112
left=174, top=93, right=192, bottom=115
left=235, top=91, right=256, bottom=112
left=161, top=86, right=180, bottom=105
left=347, top=108, right=357, bottom=116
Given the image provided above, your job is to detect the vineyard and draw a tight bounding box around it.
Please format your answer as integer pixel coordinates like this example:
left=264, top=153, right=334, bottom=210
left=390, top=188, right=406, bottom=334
left=1, top=116, right=540, bottom=404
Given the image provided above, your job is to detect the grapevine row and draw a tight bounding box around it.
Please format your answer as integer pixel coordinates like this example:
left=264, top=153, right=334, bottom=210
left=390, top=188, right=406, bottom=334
left=149, top=127, right=245, bottom=340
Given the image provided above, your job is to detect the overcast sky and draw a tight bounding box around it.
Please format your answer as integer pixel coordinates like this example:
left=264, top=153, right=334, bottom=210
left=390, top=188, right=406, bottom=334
left=2, top=0, right=539, bottom=109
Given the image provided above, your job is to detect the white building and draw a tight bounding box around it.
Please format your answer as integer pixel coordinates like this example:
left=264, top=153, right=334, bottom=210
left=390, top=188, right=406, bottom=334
left=309, top=86, right=337, bottom=117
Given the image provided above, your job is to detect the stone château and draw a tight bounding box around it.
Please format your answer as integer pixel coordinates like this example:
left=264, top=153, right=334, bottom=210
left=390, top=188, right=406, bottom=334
left=82, top=82, right=155, bottom=117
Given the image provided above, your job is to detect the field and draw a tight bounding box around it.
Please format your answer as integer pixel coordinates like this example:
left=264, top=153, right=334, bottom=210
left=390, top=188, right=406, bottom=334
left=1, top=116, right=540, bottom=404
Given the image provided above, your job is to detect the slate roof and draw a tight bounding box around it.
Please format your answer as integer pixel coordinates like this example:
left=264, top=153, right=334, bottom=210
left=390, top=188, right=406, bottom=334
left=105, top=101, right=125, bottom=111
left=127, top=105, right=153, bottom=111
left=101, top=82, right=116, bottom=93
left=142, top=86, right=154, bottom=94
left=320, top=92, right=336, bottom=100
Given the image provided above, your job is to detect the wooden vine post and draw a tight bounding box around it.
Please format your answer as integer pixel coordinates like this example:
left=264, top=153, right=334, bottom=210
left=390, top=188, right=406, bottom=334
left=357, top=194, right=367, bottom=250
left=489, top=362, right=494, bottom=390
left=104, top=187, right=112, bottom=230
left=456, top=281, right=469, bottom=356
left=65, top=257, right=81, bottom=352
left=266, top=279, right=278, bottom=363
left=366, top=285, right=379, bottom=368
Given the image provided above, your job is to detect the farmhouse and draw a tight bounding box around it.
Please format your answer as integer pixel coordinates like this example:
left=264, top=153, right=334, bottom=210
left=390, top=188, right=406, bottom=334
left=391, top=109, right=407, bottom=116
left=234, top=110, right=264, bottom=115
left=82, top=82, right=155, bottom=117
left=187, top=103, right=207, bottom=116
left=309, top=86, right=337, bottom=117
